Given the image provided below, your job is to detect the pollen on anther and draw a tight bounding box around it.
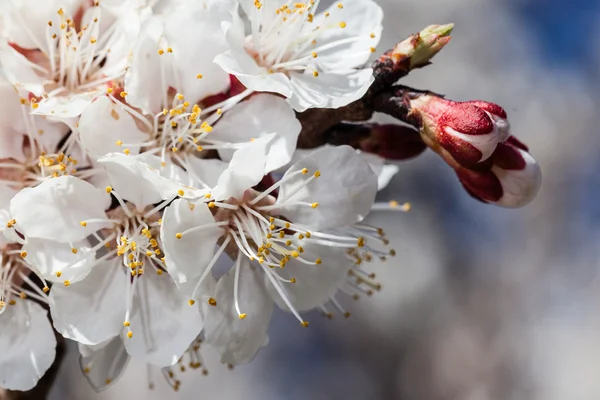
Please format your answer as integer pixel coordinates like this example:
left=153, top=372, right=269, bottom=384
left=71, top=248, right=78, bottom=254
left=127, top=331, right=133, bottom=338
left=158, top=49, right=165, bottom=55
left=167, top=47, right=173, bottom=53
left=20, top=251, right=27, bottom=258
left=208, top=297, right=217, bottom=306
left=175, top=233, right=183, bottom=239
left=196, top=74, right=203, bottom=79
left=301, top=168, right=308, bottom=174
left=43, top=286, right=50, bottom=293
left=301, top=321, right=309, bottom=328
left=314, top=170, right=321, bottom=177
left=339, top=21, right=347, bottom=28
left=370, top=47, right=376, bottom=53
left=120, top=91, right=127, bottom=98
left=188, top=299, right=196, bottom=306
left=105, top=186, right=113, bottom=193
left=177, top=189, right=185, bottom=196
left=313, top=71, right=319, bottom=77
left=291, top=251, right=299, bottom=258
left=63, top=280, right=71, bottom=287
left=115, top=140, right=122, bottom=146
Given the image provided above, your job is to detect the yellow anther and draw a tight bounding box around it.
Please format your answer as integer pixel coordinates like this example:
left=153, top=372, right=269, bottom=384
left=301, top=321, right=309, bottom=328
left=106, top=87, right=113, bottom=94
left=324, top=12, right=330, bottom=17
left=176, top=93, right=184, bottom=100
left=196, top=145, right=204, bottom=152
left=279, top=231, right=285, bottom=239
left=177, top=189, right=184, bottom=196
left=269, top=224, right=275, bottom=230
left=43, top=286, right=50, bottom=293
left=401, top=202, right=412, bottom=212
left=390, top=249, right=396, bottom=257
left=208, top=297, right=217, bottom=306
left=311, top=202, right=319, bottom=208
left=158, top=49, right=165, bottom=55
left=105, top=186, right=113, bottom=193
left=157, top=269, right=163, bottom=275
left=266, top=233, right=272, bottom=239
left=0, top=301, right=4, bottom=308
left=370, top=32, right=376, bottom=38
left=285, top=222, right=291, bottom=228
left=285, top=240, right=292, bottom=246
left=344, top=312, right=351, bottom=318
left=301, top=168, right=308, bottom=174
left=297, top=246, right=304, bottom=253
left=90, top=37, right=97, bottom=44
left=32, top=103, right=39, bottom=109
left=208, top=202, right=215, bottom=208
left=239, top=313, right=247, bottom=320
left=71, top=248, right=78, bottom=254
left=314, top=170, right=321, bottom=177
left=20, top=251, right=27, bottom=258
left=269, top=217, right=275, bottom=223
left=183, top=101, right=190, bottom=108
left=64, top=280, right=71, bottom=287
left=258, top=257, right=265, bottom=264
left=167, top=47, right=173, bottom=53
left=8, top=300, right=16, bottom=306
left=83, top=367, right=90, bottom=374
left=58, top=8, right=64, bottom=15
left=127, top=331, right=133, bottom=338
left=175, top=233, right=183, bottom=239
left=146, top=251, right=153, bottom=257
left=48, top=21, right=53, bottom=26
left=311, top=52, right=317, bottom=58
left=171, top=146, right=178, bottom=152
left=357, top=237, right=365, bottom=247
left=19, top=292, right=26, bottom=299
left=196, top=74, right=203, bottom=79
left=290, top=277, right=296, bottom=283
left=291, top=251, right=299, bottom=258
left=216, top=108, right=222, bottom=115
left=313, top=71, right=319, bottom=77
left=171, top=121, right=178, bottom=128
left=305, top=231, right=311, bottom=238
left=315, top=258, right=322, bottom=265
left=120, top=91, right=127, bottom=98
left=370, top=47, right=376, bottom=53
left=115, top=140, right=122, bottom=146
left=188, top=299, right=196, bottom=306
left=339, top=21, right=347, bottom=28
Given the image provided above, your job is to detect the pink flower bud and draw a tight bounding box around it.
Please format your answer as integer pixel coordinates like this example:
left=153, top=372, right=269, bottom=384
left=411, top=96, right=510, bottom=166
left=359, top=124, right=427, bottom=161
left=455, top=137, right=541, bottom=208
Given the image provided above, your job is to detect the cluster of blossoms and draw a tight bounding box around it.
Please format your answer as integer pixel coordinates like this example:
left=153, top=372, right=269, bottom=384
left=0, top=0, right=541, bottom=395
left=0, top=0, right=401, bottom=392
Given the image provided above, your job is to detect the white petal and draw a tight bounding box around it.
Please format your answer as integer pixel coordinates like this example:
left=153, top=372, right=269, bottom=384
left=288, top=68, right=374, bottom=112
left=360, top=151, right=399, bottom=191
left=0, top=300, right=56, bottom=391
left=123, top=271, right=203, bottom=367
left=160, top=199, right=224, bottom=284
left=79, top=96, right=149, bottom=158
left=32, top=91, right=99, bottom=119
left=163, top=0, right=231, bottom=101
left=22, top=238, right=95, bottom=284
left=78, top=337, right=130, bottom=392
left=204, top=259, right=273, bottom=365
left=277, top=145, right=377, bottom=230
left=311, top=0, right=383, bottom=70
left=0, top=43, right=46, bottom=96
left=184, top=157, right=229, bottom=189
left=124, top=17, right=166, bottom=114
left=265, top=243, right=349, bottom=312
left=10, top=176, right=111, bottom=242
left=214, top=94, right=300, bottom=172
left=211, top=133, right=275, bottom=200
left=50, top=260, right=127, bottom=345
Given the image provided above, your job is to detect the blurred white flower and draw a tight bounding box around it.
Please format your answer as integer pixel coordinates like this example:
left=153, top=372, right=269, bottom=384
left=215, top=0, right=383, bottom=111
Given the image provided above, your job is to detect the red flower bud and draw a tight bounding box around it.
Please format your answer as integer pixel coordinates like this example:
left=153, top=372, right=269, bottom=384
left=360, top=124, right=427, bottom=161
left=455, top=136, right=541, bottom=208
left=410, top=96, right=510, bottom=167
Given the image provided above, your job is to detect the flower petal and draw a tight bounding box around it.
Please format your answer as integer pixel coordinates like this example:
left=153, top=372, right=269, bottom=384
left=22, top=238, right=96, bottom=284
left=0, top=300, right=56, bottom=391
left=78, top=337, right=130, bottom=392
left=265, top=243, right=349, bottom=312
left=288, top=68, right=374, bottom=112
left=160, top=199, right=224, bottom=284
left=79, top=96, right=149, bottom=158
left=276, top=145, right=377, bottom=230
left=50, top=260, right=127, bottom=345
left=204, top=259, right=273, bottom=365
left=214, top=94, right=300, bottom=173
left=184, top=157, right=229, bottom=189
left=123, top=271, right=203, bottom=367
left=211, top=133, right=275, bottom=200
left=10, top=176, right=111, bottom=242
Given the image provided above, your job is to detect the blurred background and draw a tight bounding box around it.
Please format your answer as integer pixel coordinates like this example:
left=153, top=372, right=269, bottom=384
left=49, top=0, right=600, bottom=399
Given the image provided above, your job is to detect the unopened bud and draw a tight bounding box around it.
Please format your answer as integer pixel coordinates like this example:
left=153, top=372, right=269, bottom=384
left=360, top=124, right=427, bottom=160
left=410, top=95, right=509, bottom=166
left=394, top=24, right=454, bottom=69
left=456, top=137, right=541, bottom=208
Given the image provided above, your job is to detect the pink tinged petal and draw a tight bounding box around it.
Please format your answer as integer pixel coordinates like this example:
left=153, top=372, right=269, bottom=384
left=22, top=238, right=95, bottom=284
left=310, top=0, right=383, bottom=70
left=0, top=300, right=56, bottom=391
left=122, top=271, right=203, bottom=367
left=214, top=94, right=300, bottom=173
left=211, top=133, right=275, bottom=200
left=288, top=68, right=374, bottom=112
left=79, top=96, right=149, bottom=158
left=204, top=260, right=273, bottom=365
left=0, top=43, right=46, bottom=97
left=10, top=176, right=111, bottom=243
left=163, top=0, right=231, bottom=101
left=78, top=337, right=130, bottom=393
left=49, top=261, right=127, bottom=346
left=0, top=80, right=28, bottom=161
left=277, top=145, right=378, bottom=230
left=490, top=142, right=541, bottom=208
left=160, top=199, right=225, bottom=284
left=438, top=126, right=498, bottom=164
left=265, top=244, right=349, bottom=312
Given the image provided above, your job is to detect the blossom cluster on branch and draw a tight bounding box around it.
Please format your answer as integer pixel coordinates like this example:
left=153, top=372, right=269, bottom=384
left=0, top=0, right=540, bottom=396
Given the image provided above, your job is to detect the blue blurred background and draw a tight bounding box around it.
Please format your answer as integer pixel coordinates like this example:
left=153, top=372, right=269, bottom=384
left=51, top=0, right=600, bottom=399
